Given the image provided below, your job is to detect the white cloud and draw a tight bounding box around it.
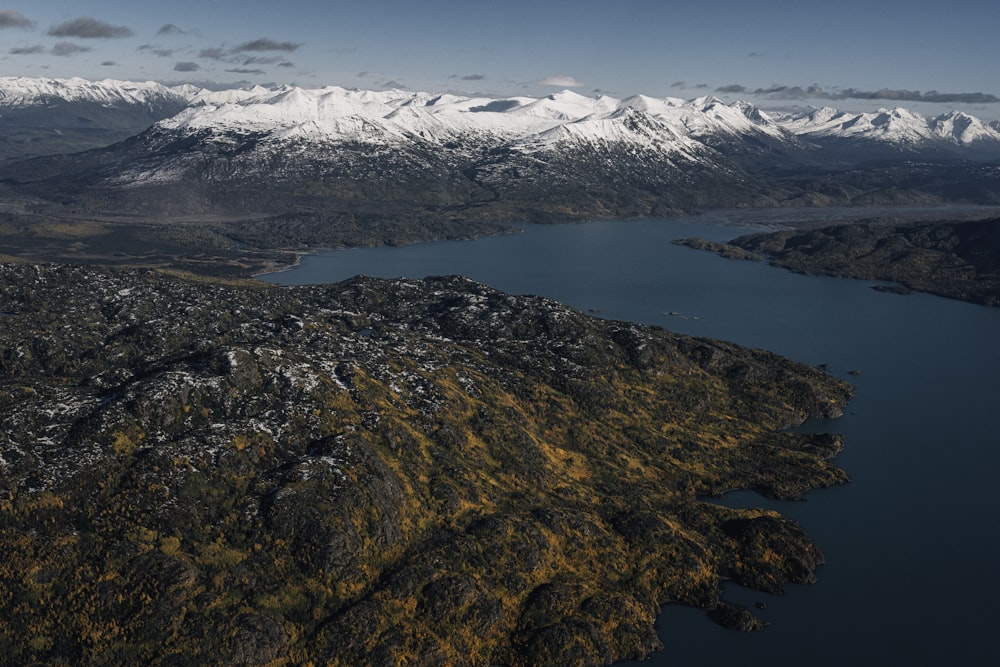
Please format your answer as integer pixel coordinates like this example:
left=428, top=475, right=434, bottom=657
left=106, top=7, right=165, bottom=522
left=538, top=75, right=583, bottom=88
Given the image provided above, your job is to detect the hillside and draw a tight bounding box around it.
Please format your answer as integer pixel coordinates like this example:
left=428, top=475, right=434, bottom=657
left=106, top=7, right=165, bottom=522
left=0, top=263, right=852, bottom=665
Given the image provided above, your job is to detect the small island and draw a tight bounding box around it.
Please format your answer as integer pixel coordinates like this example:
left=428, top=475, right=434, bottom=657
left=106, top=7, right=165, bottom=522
left=0, top=263, right=852, bottom=665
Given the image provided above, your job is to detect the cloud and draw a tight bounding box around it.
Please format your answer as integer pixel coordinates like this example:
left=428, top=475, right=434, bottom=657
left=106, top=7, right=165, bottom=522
left=48, top=17, right=133, bottom=39
left=9, top=44, right=44, bottom=55
left=538, top=75, right=583, bottom=88
left=174, top=61, right=201, bottom=72
left=157, top=24, right=188, bottom=36
left=749, top=85, right=833, bottom=99
left=0, top=9, right=33, bottom=29
left=51, top=42, right=92, bottom=57
left=840, top=88, right=1000, bottom=104
left=670, top=81, right=710, bottom=91
left=198, top=47, right=227, bottom=60
left=461, top=73, right=485, bottom=81
left=380, top=80, right=406, bottom=89
left=101, top=60, right=117, bottom=67
left=198, top=39, right=302, bottom=67
left=716, top=83, right=1000, bottom=104
left=233, top=38, right=300, bottom=53
left=138, top=44, right=175, bottom=57
left=748, top=52, right=766, bottom=58
left=242, top=55, right=284, bottom=65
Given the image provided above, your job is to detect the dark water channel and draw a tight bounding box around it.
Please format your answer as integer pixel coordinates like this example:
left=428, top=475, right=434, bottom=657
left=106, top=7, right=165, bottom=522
left=262, top=210, right=1000, bottom=665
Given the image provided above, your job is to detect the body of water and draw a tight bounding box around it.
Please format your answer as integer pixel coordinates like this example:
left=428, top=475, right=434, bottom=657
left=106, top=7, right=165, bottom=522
left=262, top=211, right=1000, bottom=665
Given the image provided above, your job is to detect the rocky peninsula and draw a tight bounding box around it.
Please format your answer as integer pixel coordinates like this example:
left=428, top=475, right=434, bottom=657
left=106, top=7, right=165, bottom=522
left=676, top=217, right=1000, bottom=307
left=0, top=263, right=852, bottom=665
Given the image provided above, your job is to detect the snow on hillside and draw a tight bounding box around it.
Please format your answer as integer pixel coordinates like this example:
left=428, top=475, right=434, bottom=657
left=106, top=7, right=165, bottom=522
left=521, top=106, right=710, bottom=163
left=0, top=76, right=186, bottom=108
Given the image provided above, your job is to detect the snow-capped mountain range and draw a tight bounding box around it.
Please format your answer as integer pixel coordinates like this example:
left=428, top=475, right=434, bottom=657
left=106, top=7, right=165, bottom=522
left=149, top=86, right=730, bottom=165
left=3, top=77, right=1000, bottom=225
left=0, top=76, right=186, bottom=109
left=777, top=106, right=1000, bottom=154
left=3, top=76, right=1000, bottom=166
left=162, top=83, right=1000, bottom=154
left=153, top=85, right=798, bottom=157
left=167, top=86, right=779, bottom=140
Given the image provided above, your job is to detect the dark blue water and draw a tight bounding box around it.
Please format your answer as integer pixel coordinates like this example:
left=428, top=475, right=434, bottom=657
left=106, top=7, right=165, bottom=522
left=262, top=213, right=1000, bottom=665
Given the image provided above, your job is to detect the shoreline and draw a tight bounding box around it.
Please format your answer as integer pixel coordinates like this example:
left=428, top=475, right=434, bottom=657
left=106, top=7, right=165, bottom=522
left=5, top=203, right=1000, bottom=282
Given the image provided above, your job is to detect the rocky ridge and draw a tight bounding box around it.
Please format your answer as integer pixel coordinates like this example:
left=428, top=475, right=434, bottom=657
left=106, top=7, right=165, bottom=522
left=0, top=263, right=852, bottom=665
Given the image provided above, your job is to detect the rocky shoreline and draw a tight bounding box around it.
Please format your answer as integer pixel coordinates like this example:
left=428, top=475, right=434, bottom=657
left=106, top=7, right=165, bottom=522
left=0, top=263, right=852, bottom=665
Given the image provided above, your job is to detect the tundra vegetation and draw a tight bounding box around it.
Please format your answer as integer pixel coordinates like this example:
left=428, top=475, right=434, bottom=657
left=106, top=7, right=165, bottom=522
left=0, top=264, right=852, bottom=665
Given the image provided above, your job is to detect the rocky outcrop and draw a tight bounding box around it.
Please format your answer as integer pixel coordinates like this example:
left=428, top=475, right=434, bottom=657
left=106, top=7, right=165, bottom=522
left=0, top=263, right=853, bottom=665
left=709, top=601, right=769, bottom=632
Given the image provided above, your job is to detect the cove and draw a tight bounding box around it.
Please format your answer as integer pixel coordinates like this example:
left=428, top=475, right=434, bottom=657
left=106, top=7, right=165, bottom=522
left=262, top=210, right=1000, bottom=664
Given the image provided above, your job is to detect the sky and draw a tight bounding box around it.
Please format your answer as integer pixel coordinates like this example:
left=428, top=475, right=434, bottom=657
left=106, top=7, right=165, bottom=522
left=2, top=0, right=999, bottom=118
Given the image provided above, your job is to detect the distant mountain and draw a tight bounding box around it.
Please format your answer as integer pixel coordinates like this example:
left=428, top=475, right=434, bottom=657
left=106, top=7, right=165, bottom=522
left=9, top=85, right=801, bottom=223
left=0, top=76, right=189, bottom=163
left=775, top=106, right=1000, bottom=160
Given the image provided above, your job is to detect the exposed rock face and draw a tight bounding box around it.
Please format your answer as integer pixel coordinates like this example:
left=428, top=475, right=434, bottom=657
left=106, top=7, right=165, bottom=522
left=0, top=263, right=852, bottom=665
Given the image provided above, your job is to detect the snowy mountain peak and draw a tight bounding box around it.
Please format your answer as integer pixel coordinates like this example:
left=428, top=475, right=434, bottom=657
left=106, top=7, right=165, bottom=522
left=930, top=110, right=1000, bottom=144
left=730, top=100, right=773, bottom=125
left=692, top=95, right=726, bottom=110
left=616, top=94, right=685, bottom=116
